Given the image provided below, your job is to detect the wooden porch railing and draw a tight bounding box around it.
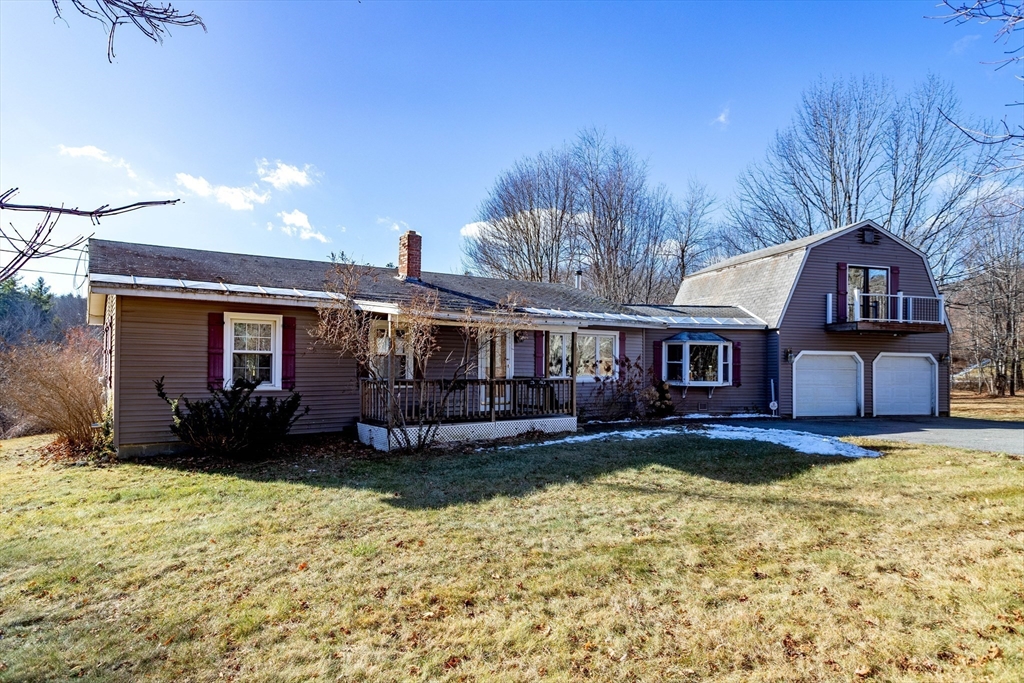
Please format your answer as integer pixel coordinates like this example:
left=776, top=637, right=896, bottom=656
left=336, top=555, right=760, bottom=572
left=360, top=377, right=575, bottom=425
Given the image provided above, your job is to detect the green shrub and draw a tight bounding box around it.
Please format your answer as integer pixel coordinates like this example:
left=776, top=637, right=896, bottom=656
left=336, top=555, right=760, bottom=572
left=154, top=377, right=309, bottom=457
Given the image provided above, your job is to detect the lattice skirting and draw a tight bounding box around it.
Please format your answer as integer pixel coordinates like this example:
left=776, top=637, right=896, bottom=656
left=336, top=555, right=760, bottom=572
left=358, top=416, right=578, bottom=452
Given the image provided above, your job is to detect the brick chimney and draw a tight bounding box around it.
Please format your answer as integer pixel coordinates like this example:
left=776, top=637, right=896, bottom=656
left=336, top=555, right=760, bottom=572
left=398, top=230, right=422, bottom=280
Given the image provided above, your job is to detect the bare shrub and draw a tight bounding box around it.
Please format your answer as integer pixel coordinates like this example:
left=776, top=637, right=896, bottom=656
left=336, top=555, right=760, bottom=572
left=0, top=328, right=103, bottom=451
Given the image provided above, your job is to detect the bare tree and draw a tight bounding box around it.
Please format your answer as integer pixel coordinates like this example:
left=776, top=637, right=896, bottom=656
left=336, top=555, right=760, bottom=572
left=52, top=0, right=205, bottom=62
left=723, top=75, right=1005, bottom=284
left=664, top=179, right=717, bottom=281
left=948, top=196, right=1024, bottom=395
left=933, top=2, right=1024, bottom=179
left=464, top=130, right=683, bottom=303
left=463, top=147, right=579, bottom=283
left=0, top=188, right=180, bottom=283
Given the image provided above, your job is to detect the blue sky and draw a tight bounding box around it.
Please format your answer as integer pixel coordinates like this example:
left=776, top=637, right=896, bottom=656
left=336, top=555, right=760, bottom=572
left=0, top=0, right=1015, bottom=293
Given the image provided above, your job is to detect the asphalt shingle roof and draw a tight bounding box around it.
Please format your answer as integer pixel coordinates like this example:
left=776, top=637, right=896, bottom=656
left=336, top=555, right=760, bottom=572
left=88, top=239, right=634, bottom=315
left=672, top=223, right=880, bottom=328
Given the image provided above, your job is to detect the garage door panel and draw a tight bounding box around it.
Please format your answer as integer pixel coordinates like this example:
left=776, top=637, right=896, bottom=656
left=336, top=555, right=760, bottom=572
left=874, top=355, right=933, bottom=416
left=794, top=354, right=859, bottom=417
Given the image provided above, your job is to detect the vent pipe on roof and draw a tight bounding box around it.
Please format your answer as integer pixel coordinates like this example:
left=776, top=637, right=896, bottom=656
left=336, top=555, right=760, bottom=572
left=398, top=230, right=421, bottom=280
left=574, top=269, right=583, bottom=289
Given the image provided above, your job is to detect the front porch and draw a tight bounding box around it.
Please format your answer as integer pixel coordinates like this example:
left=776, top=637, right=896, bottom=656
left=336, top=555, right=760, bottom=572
left=357, top=377, right=578, bottom=451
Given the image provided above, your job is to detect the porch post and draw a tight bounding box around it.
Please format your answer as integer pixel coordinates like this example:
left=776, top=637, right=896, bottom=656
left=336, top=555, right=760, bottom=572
left=897, top=291, right=904, bottom=323
left=570, top=331, right=577, bottom=417
left=852, top=289, right=861, bottom=321
left=387, top=318, right=396, bottom=430
left=489, top=336, right=496, bottom=422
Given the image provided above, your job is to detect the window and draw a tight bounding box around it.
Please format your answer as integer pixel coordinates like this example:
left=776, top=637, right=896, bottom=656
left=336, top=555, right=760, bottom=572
left=370, top=320, right=412, bottom=379
left=547, top=333, right=569, bottom=377
left=575, top=333, right=617, bottom=380
left=664, top=340, right=731, bottom=387
left=225, top=313, right=282, bottom=389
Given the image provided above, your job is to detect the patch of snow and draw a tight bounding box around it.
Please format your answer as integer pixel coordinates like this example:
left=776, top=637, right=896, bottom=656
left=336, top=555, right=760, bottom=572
left=495, top=424, right=879, bottom=459
left=700, top=424, right=880, bottom=458
left=680, top=413, right=775, bottom=419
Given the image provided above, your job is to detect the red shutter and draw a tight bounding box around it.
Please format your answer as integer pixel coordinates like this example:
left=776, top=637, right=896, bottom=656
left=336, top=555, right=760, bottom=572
left=619, top=331, right=627, bottom=362
left=732, top=341, right=742, bottom=387
left=889, top=266, right=900, bottom=319
left=208, top=312, right=224, bottom=390
left=837, top=262, right=848, bottom=322
left=652, top=340, right=663, bottom=382
left=534, top=330, right=545, bottom=377
left=282, top=316, right=297, bottom=390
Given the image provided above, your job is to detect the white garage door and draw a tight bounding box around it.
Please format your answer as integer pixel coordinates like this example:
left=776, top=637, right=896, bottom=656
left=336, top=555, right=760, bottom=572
left=874, top=355, right=934, bottom=416
left=794, top=353, right=859, bottom=417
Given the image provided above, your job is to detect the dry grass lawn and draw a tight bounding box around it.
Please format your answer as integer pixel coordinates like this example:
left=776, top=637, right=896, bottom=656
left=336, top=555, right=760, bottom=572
left=1, top=430, right=1022, bottom=682
left=951, top=390, right=1024, bottom=422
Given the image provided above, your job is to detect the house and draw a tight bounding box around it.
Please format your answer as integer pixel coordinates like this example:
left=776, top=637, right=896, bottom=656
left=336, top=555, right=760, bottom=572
left=674, top=220, right=950, bottom=418
left=87, top=231, right=766, bottom=454
left=86, top=219, right=948, bottom=455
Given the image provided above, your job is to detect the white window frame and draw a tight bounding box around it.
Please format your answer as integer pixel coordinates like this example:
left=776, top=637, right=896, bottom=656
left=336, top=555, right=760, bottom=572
left=224, top=312, right=283, bottom=391
left=547, top=332, right=571, bottom=378
left=575, top=332, right=618, bottom=382
left=370, top=319, right=413, bottom=380
left=663, top=340, right=732, bottom=387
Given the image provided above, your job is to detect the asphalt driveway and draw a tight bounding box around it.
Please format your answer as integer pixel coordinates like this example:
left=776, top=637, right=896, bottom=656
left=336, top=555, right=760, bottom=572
left=722, top=416, right=1023, bottom=455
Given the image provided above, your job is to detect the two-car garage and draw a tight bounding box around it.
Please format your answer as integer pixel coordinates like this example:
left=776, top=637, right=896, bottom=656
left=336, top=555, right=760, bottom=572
left=792, top=352, right=937, bottom=417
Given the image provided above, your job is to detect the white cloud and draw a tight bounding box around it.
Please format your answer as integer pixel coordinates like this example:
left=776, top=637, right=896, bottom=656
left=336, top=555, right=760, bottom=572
left=175, top=172, right=270, bottom=211
left=712, top=106, right=730, bottom=129
left=59, top=144, right=137, bottom=179
left=951, top=34, right=980, bottom=55
left=460, top=221, right=487, bottom=238
left=377, top=216, right=409, bottom=232
left=257, top=159, right=316, bottom=190
left=277, top=209, right=329, bottom=243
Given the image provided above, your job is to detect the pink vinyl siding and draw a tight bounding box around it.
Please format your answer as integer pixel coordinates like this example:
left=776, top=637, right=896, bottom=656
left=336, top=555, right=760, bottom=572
left=114, top=296, right=360, bottom=450
left=644, top=329, right=769, bottom=415
left=777, top=230, right=949, bottom=416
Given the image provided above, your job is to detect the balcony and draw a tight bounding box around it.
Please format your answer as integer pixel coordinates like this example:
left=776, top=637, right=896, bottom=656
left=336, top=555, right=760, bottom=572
left=824, top=291, right=946, bottom=334
left=358, top=377, right=577, bottom=450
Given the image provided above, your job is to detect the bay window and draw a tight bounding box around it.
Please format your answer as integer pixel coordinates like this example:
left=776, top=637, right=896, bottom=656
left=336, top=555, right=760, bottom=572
left=662, top=333, right=732, bottom=387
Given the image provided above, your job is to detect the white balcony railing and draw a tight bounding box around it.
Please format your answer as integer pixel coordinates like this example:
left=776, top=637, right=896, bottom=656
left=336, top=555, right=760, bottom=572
left=825, top=291, right=945, bottom=325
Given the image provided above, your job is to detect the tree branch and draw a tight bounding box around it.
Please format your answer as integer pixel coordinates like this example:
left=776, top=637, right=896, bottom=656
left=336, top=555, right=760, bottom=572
left=0, top=187, right=180, bottom=225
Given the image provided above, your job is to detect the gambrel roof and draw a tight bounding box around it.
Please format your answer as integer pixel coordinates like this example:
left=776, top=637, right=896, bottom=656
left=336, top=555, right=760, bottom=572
left=673, top=220, right=897, bottom=328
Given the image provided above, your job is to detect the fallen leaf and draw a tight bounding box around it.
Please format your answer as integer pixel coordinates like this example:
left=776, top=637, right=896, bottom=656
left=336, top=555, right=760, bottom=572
left=297, top=562, right=308, bottom=571
left=855, top=665, right=872, bottom=678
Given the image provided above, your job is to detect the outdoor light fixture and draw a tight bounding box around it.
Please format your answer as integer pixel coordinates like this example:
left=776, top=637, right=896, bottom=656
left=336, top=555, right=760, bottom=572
left=784, top=348, right=795, bottom=363
left=939, top=353, right=949, bottom=363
